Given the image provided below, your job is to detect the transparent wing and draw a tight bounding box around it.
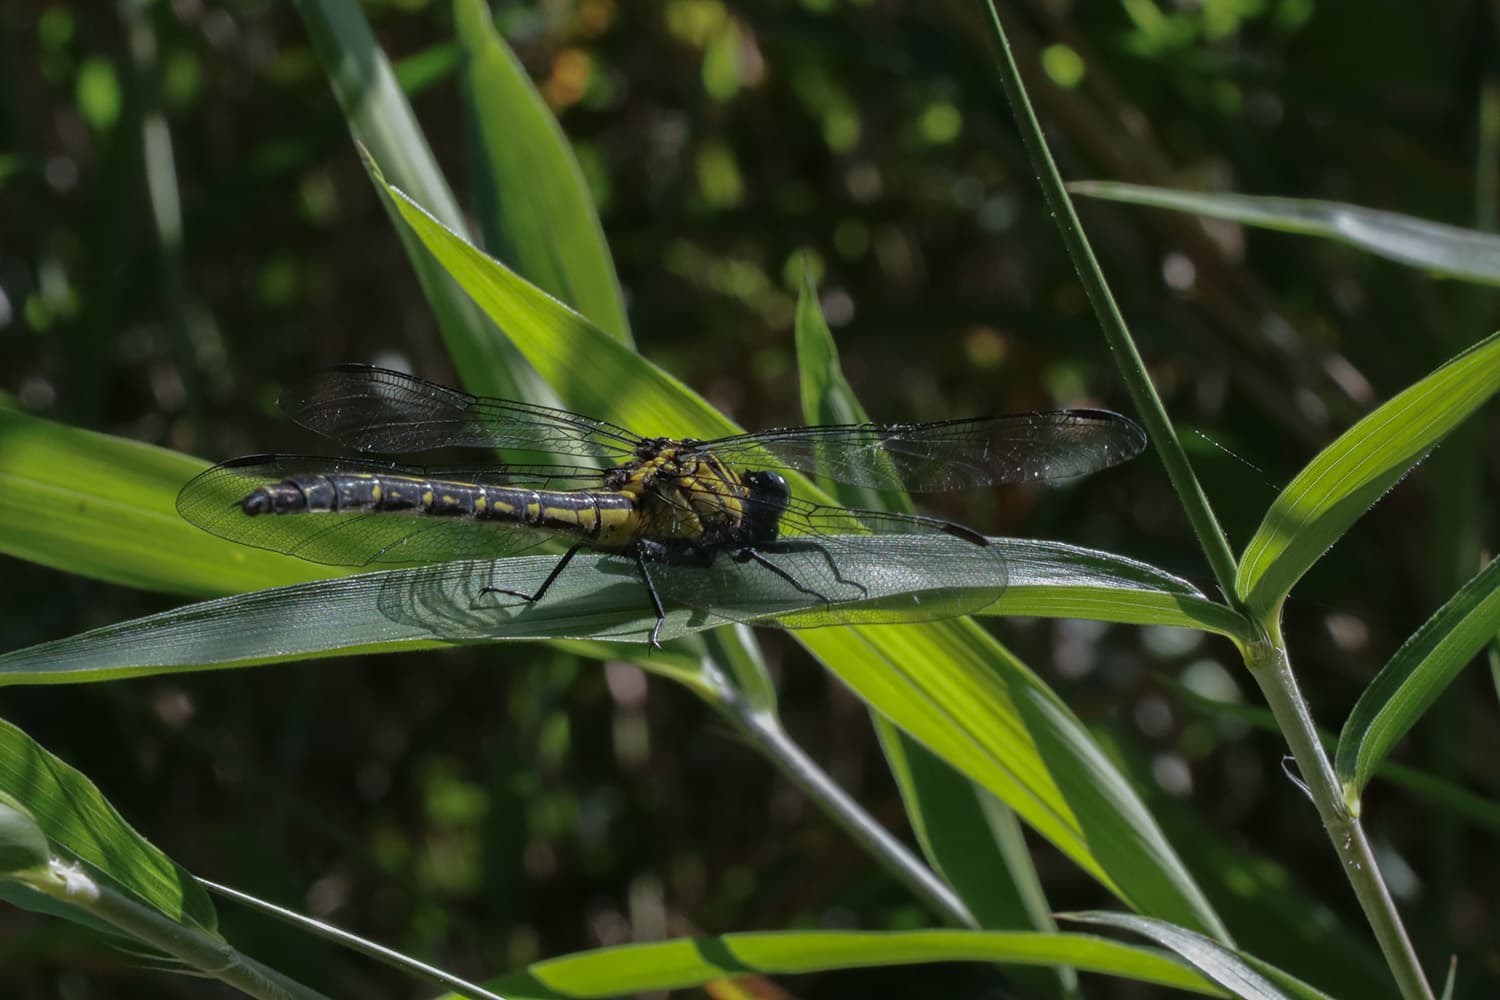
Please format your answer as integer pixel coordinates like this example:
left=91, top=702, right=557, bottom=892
left=704, top=410, right=1147, bottom=492
left=646, top=495, right=1008, bottom=627
left=278, top=365, right=643, bottom=459
left=176, top=455, right=603, bottom=566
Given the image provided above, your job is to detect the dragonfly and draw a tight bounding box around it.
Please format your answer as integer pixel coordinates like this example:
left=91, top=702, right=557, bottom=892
left=177, top=365, right=1148, bottom=644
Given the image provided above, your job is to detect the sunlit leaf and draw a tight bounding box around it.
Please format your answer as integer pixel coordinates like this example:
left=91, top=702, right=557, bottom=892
left=0, top=407, right=326, bottom=596
left=468, top=929, right=1220, bottom=999
left=1065, top=913, right=1334, bottom=1000
left=1236, top=332, right=1500, bottom=621
left=298, top=0, right=549, bottom=401
left=455, top=0, right=630, bottom=341
left=1337, top=555, right=1500, bottom=797
left=1070, top=182, right=1500, bottom=285
left=0, top=718, right=217, bottom=932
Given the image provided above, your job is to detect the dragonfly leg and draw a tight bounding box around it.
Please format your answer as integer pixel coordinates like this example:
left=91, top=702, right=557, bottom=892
left=751, top=539, right=868, bottom=598
left=632, top=544, right=669, bottom=648
left=481, top=542, right=587, bottom=604
left=735, top=547, right=837, bottom=606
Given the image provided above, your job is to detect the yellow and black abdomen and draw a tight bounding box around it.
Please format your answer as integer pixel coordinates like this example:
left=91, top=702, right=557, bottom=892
left=241, top=473, right=641, bottom=544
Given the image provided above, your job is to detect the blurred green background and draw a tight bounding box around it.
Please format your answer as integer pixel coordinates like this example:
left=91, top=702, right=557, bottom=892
left=1, top=1, right=1497, bottom=996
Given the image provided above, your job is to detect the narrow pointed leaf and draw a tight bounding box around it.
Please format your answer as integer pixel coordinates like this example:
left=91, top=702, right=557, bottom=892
left=1069, top=182, right=1500, bottom=285
left=455, top=0, right=629, bottom=340
left=299, top=0, right=550, bottom=401
left=1337, top=554, right=1500, bottom=795
left=1236, top=332, right=1500, bottom=619
left=0, top=539, right=1214, bottom=685
left=1065, top=913, right=1334, bottom=1000
left=0, top=408, right=326, bottom=595
left=470, top=930, right=1220, bottom=998
left=0, top=718, right=217, bottom=932
left=1175, top=683, right=1500, bottom=836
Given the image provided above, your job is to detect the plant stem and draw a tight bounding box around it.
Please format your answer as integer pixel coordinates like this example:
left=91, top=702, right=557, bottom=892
left=978, top=0, right=1241, bottom=609
left=978, top=5, right=1435, bottom=996
left=1245, top=633, right=1434, bottom=1000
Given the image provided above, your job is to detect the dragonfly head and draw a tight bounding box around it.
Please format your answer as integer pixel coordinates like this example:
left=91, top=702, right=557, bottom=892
left=740, top=471, right=790, bottom=541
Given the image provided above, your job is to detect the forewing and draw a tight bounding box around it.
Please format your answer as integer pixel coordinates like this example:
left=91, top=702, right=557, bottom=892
left=646, top=496, right=1007, bottom=627
left=706, top=410, right=1147, bottom=491
left=176, top=455, right=570, bottom=566
left=279, top=365, right=642, bottom=459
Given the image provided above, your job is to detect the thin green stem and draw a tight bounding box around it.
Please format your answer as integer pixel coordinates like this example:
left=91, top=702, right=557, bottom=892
left=979, top=1, right=1241, bottom=609
left=978, top=6, right=1434, bottom=996
left=200, top=879, right=511, bottom=1000
left=1245, top=636, right=1434, bottom=1000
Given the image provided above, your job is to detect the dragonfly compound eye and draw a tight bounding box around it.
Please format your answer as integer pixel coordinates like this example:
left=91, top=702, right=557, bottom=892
left=741, top=471, right=791, bottom=541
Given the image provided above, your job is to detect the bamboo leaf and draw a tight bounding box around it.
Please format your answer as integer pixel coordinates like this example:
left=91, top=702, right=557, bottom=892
left=1070, top=182, right=1500, bottom=285
left=0, top=407, right=326, bottom=596
left=454, top=0, right=630, bottom=340
left=1337, top=555, right=1500, bottom=797
left=1236, top=332, right=1500, bottom=620
left=1065, top=912, right=1334, bottom=1000
left=298, top=0, right=550, bottom=401
left=0, top=718, right=217, bottom=933
left=470, top=929, right=1219, bottom=998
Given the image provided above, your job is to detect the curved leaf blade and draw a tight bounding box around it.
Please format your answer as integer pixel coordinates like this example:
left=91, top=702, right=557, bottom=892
left=1069, top=182, right=1500, bottom=285
left=0, top=539, right=1214, bottom=685
left=299, top=0, right=549, bottom=401
left=455, top=0, right=630, bottom=341
left=477, top=929, right=1218, bottom=999
left=1236, top=332, right=1500, bottom=620
left=0, top=407, right=327, bottom=596
left=1337, top=554, right=1500, bottom=796
left=0, top=718, right=217, bottom=932
left=1065, top=912, right=1333, bottom=1000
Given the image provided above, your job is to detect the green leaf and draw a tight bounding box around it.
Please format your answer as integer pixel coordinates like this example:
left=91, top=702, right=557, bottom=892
left=1065, top=912, right=1334, bottom=1000
left=298, top=0, right=551, bottom=402
left=0, top=407, right=328, bottom=596
left=0, top=793, right=49, bottom=874
left=1336, top=554, right=1500, bottom=797
left=792, top=275, right=904, bottom=512
left=374, top=165, right=1231, bottom=936
left=0, top=718, right=217, bottom=932
left=1173, top=682, right=1500, bottom=838
left=0, top=539, right=1211, bottom=683
left=1236, top=332, right=1500, bottom=621
left=0, top=557, right=710, bottom=690
left=1090, top=728, right=1393, bottom=999
left=454, top=0, right=630, bottom=341
left=474, top=929, right=1219, bottom=998
left=878, top=720, right=1061, bottom=934
left=1069, top=182, right=1500, bottom=285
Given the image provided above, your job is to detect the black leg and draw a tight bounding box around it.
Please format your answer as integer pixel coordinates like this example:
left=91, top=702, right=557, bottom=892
left=736, top=547, right=837, bottom=606
left=763, top=538, right=866, bottom=593
left=633, top=545, right=669, bottom=648
left=742, top=540, right=867, bottom=599
left=481, top=542, right=587, bottom=603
